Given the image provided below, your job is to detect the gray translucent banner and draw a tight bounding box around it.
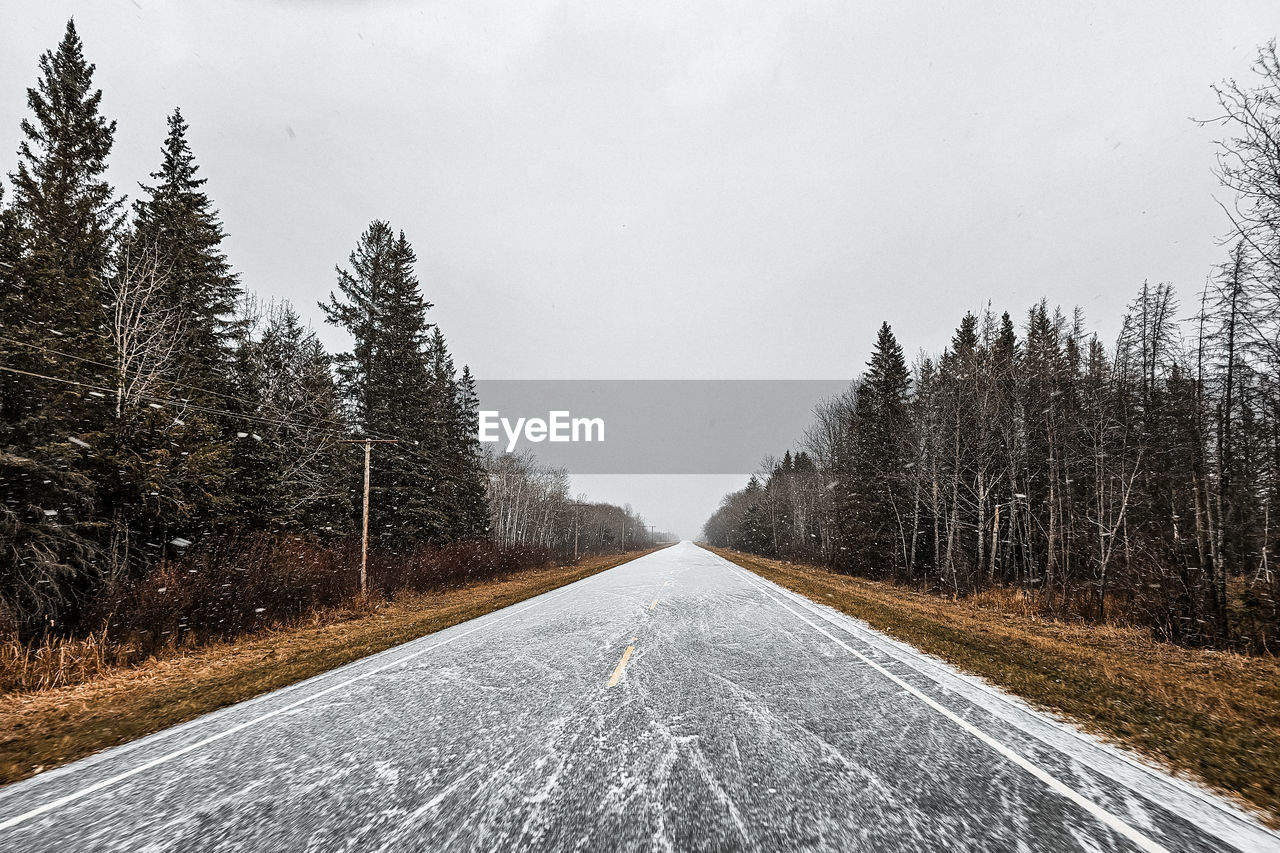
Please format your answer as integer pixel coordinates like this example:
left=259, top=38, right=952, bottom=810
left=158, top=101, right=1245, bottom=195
left=473, top=380, right=851, bottom=474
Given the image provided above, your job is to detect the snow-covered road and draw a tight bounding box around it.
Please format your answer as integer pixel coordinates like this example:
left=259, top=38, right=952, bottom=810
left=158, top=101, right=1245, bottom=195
left=0, top=542, right=1276, bottom=852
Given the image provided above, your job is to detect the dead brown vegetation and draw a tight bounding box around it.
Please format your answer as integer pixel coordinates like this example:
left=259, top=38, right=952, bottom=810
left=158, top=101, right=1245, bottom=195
left=0, top=549, right=650, bottom=785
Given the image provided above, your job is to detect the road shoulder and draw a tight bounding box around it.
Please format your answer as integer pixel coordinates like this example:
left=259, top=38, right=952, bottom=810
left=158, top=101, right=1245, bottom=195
left=0, top=550, right=655, bottom=787
left=708, top=546, right=1280, bottom=830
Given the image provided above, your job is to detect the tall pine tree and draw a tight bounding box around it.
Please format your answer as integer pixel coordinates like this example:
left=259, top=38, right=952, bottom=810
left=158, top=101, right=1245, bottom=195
left=322, top=222, right=487, bottom=544
left=132, top=107, right=241, bottom=395
left=103, top=107, right=241, bottom=558
left=0, top=20, right=121, bottom=636
left=2, top=19, right=120, bottom=437
left=453, top=365, right=490, bottom=537
left=834, top=322, right=912, bottom=575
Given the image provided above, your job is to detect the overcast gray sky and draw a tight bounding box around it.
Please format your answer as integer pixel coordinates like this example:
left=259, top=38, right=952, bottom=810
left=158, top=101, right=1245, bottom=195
left=2, top=1, right=1275, bottom=536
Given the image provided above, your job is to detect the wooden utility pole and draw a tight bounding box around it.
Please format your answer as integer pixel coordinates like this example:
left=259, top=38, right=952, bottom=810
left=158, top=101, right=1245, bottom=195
left=343, top=438, right=399, bottom=596
left=573, top=503, right=580, bottom=562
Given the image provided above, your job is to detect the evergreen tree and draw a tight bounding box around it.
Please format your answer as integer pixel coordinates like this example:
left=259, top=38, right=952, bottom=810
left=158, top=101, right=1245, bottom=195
left=132, top=107, right=241, bottom=394
left=421, top=326, right=488, bottom=539
left=834, top=322, right=912, bottom=575
left=224, top=325, right=277, bottom=527
left=0, top=183, right=20, bottom=323
left=453, top=365, right=491, bottom=536
left=951, top=312, right=979, bottom=361
left=100, top=108, right=241, bottom=560
left=0, top=20, right=121, bottom=636
left=373, top=231, right=446, bottom=542
left=737, top=476, right=773, bottom=554
left=322, top=222, right=486, bottom=544
left=321, top=220, right=397, bottom=430
left=2, top=20, right=121, bottom=436
left=992, top=311, right=1019, bottom=370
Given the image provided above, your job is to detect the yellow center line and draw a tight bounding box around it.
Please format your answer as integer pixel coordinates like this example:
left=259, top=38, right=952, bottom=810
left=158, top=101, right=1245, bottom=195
left=608, top=638, right=637, bottom=687
left=650, top=597, right=658, bottom=611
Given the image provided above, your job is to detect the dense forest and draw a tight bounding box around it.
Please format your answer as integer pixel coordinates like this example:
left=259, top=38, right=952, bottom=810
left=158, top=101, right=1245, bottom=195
left=0, top=21, right=647, bottom=647
left=704, top=43, right=1280, bottom=652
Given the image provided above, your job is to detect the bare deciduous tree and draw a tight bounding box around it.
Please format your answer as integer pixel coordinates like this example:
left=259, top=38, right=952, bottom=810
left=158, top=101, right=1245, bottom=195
left=109, top=240, right=182, bottom=420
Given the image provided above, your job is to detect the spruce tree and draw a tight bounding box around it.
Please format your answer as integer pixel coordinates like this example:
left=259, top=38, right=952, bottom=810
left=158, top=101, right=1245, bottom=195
left=132, top=107, right=240, bottom=394
left=422, top=330, right=489, bottom=540
left=323, top=222, right=484, bottom=544
left=374, top=231, right=445, bottom=542
left=454, top=365, right=491, bottom=537
left=103, top=108, right=240, bottom=557
left=321, top=220, right=397, bottom=430
left=0, top=20, right=121, bottom=636
left=993, top=311, right=1019, bottom=369
left=951, top=312, right=979, bottom=361
left=223, top=322, right=278, bottom=527
left=2, top=18, right=120, bottom=439
left=834, top=322, right=912, bottom=575
left=423, top=327, right=461, bottom=536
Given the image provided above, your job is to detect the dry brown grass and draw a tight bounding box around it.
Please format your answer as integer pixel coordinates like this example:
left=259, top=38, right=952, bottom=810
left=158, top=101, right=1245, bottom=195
left=0, top=549, right=653, bottom=785
left=1, top=536, right=565, bottom=694
left=709, top=547, right=1280, bottom=827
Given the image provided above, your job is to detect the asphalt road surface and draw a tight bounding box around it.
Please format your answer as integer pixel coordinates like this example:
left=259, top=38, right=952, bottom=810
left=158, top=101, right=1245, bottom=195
left=1, top=542, right=1276, bottom=852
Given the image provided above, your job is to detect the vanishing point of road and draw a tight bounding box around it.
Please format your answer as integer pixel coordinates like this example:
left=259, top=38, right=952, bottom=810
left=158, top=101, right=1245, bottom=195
left=0, top=542, right=1276, bottom=852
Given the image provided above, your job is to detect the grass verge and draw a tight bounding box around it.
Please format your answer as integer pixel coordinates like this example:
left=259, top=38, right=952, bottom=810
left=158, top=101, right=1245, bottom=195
left=708, top=546, right=1280, bottom=827
left=0, top=549, right=655, bottom=786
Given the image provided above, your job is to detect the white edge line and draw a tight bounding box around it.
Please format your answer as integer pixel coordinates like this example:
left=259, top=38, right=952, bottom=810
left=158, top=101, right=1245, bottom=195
left=725, top=561, right=1172, bottom=853
left=754, top=567, right=1280, bottom=845
left=0, top=560, right=632, bottom=834
left=722, top=552, right=1280, bottom=851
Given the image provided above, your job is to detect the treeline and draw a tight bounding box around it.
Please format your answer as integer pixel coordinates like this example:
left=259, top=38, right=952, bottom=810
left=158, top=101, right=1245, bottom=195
left=705, top=43, right=1280, bottom=652
left=0, top=21, right=487, bottom=639
left=0, top=21, right=632, bottom=646
left=486, top=450, right=668, bottom=556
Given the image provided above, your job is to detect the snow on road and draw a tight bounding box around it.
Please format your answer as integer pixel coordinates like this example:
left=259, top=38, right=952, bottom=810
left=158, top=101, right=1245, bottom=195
left=0, top=542, right=1275, bottom=852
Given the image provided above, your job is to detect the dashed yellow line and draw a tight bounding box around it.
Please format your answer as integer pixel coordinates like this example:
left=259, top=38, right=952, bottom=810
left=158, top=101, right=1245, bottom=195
left=650, top=597, right=659, bottom=611
left=608, top=638, right=637, bottom=687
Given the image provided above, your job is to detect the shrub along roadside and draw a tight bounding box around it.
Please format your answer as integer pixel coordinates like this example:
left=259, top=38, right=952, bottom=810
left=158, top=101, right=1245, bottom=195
left=0, top=548, right=657, bottom=784
left=0, top=533, right=616, bottom=694
left=709, top=546, right=1280, bottom=828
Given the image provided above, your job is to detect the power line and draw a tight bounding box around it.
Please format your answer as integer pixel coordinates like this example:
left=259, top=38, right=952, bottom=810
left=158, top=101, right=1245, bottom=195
left=0, top=363, right=354, bottom=441
left=0, top=333, right=382, bottom=440
left=0, top=362, right=459, bottom=473
left=0, top=327, right=460, bottom=445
